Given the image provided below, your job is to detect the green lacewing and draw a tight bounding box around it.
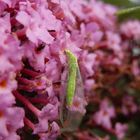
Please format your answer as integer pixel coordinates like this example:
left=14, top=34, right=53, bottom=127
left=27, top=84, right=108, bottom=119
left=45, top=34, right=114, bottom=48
left=65, top=49, right=78, bottom=106
left=60, top=49, right=86, bottom=132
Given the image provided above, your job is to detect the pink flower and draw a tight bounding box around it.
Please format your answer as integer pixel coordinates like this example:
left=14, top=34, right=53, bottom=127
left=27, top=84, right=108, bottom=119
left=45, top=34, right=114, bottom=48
left=23, top=42, right=49, bottom=71
left=69, top=0, right=87, bottom=20
left=1, top=132, right=20, bottom=140
left=60, top=0, right=76, bottom=25
left=122, top=96, right=138, bottom=115
left=93, top=98, right=116, bottom=129
left=50, top=0, right=60, bottom=4
left=84, top=79, right=95, bottom=91
left=39, top=122, right=60, bottom=140
left=80, top=51, right=97, bottom=77
left=69, top=95, right=87, bottom=115
left=106, top=31, right=122, bottom=53
left=0, top=35, right=22, bottom=73
left=33, top=97, right=59, bottom=133
left=0, top=14, right=23, bottom=73
left=2, top=0, right=19, bottom=8
left=132, top=60, right=140, bottom=76
left=45, top=58, right=61, bottom=82
left=86, top=0, right=117, bottom=29
left=0, top=107, right=24, bottom=138
left=0, top=2, right=7, bottom=14
left=16, top=1, right=61, bottom=44
left=0, top=73, right=17, bottom=107
left=34, top=119, right=49, bottom=134
left=120, top=20, right=140, bottom=40
left=0, top=14, right=11, bottom=33
left=81, top=22, right=103, bottom=47
left=39, top=101, right=59, bottom=121
left=115, top=123, right=128, bottom=140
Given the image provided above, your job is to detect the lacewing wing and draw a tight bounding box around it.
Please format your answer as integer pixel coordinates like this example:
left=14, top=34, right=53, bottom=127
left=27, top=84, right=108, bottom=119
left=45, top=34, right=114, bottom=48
left=60, top=50, right=87, bottom=132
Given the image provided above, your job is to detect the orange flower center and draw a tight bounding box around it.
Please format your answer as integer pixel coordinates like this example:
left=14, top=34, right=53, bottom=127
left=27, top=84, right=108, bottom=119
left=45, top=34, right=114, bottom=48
left=0, top=111, right=3, bottom=118
left=0, top=80, right=7, bottom=88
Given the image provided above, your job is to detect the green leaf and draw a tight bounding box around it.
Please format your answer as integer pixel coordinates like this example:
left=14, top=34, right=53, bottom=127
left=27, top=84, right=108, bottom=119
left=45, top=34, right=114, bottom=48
left=116, top=6, right=140, bottom=21
left=102, top=0, right=138, bottom=7
left=91, top=128, right=107, bottom=137
left=91, top=128, right=117, bottom=140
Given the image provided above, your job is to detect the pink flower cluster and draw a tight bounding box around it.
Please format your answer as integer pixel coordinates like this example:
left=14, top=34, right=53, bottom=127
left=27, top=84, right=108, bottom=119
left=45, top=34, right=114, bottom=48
left=0, top=0, right=139, bottom=140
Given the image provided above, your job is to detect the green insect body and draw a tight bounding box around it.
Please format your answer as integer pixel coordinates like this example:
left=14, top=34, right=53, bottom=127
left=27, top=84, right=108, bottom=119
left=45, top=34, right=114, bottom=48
left=65, top=49, right=78, bottom=106
left=60, top=49, right=85, bottom=132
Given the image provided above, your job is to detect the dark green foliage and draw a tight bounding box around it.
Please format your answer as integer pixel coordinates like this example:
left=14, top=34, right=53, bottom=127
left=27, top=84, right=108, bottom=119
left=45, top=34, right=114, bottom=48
left=116, top=6, right=140, bottom=21
left=102, top=0, right=140, bottom=7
